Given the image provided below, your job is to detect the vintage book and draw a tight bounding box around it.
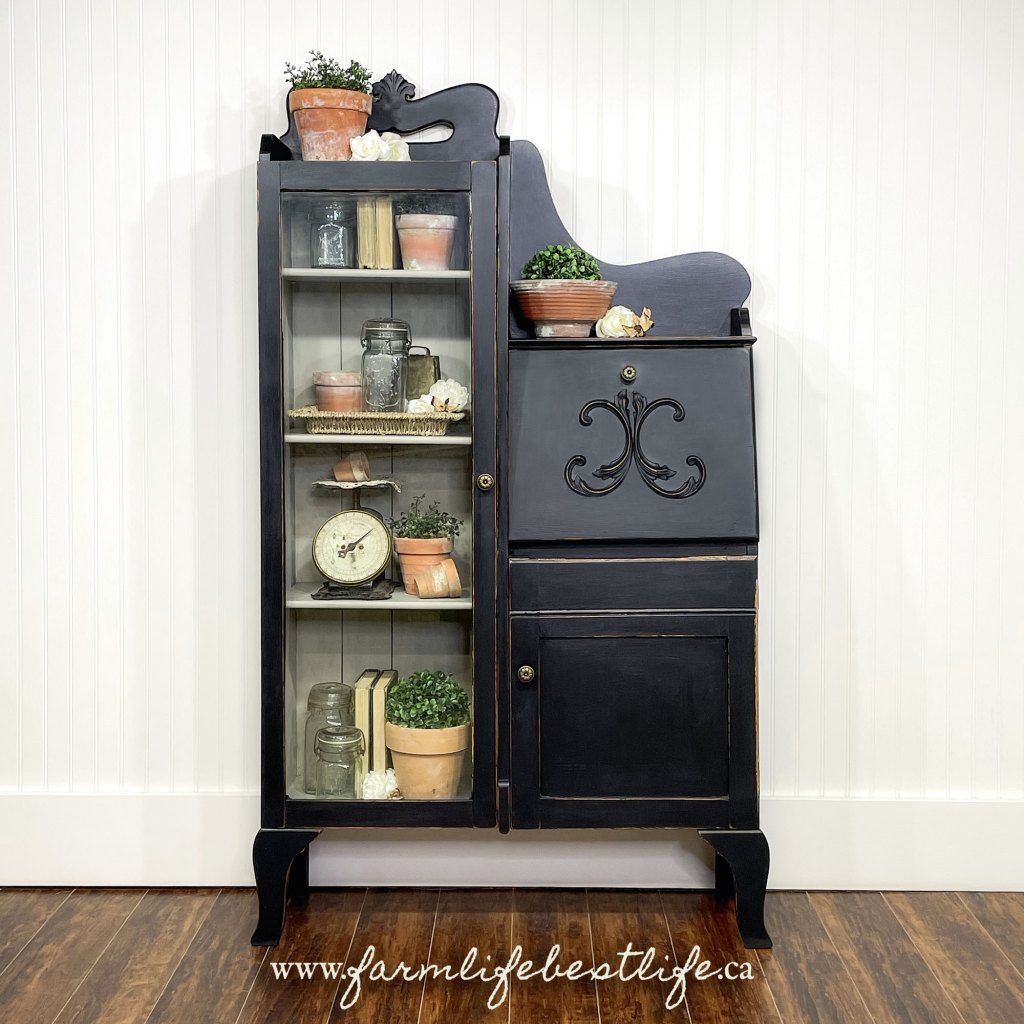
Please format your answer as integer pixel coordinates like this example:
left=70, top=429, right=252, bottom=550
left=374, top=196, right=395, bottom=269
left=357, top=199, right=376, bottom=269
left=355, top=197, right=395, bottom=269
left=353, top=668, right=397, bottom=776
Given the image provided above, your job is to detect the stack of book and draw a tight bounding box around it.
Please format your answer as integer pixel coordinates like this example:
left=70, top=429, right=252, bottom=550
left=356, top=197, right=395, bottom=269
left=352, top=668, right=397, bottom=782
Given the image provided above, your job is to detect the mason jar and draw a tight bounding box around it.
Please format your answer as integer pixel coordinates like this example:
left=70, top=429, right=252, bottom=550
left=302, top=682, right=354, bottom=794
left=311, top=200, right=357, bottom=269
left=314, top=725, right=366, bottom=799
left=360, top=318, right=412, bottom=412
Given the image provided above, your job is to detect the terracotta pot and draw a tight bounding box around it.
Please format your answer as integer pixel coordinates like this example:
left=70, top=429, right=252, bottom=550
left=412, top=557, right=462, bottom=600
left=396, top=214, right=457, bottom=271
left=289, top=88, right=372, bottom=161
left=511, top=279, right=618, bottom=338
left=394, top=537, right=453, bottom=595
left=385, top=721, right=470, bottom=799
left=333, top=451, right=370, bottom=482
left=440, top=558, right=462, bottom=597
left=314, top=370, right=362, bottom=412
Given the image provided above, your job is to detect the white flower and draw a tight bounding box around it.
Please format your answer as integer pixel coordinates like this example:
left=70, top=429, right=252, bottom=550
left=379, top=132, right=411, bottom=161
left=349, top=130, right=411, bottom=161
left=406, top=395, right=434, bottom=414
left=596, top=305, right=637, bottom=338
left=349, top=130, right=385, bottom=161
left=361, top=768, right=400, bottom=799
left=429, top=378, right=470, bottom=412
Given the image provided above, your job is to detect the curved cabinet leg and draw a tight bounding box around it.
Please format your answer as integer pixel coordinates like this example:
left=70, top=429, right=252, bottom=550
left=714, top=851, right=734, bottom=902
left=251, top=828, right=320, bottom=947
left=699, top=829, right=771, bottom=949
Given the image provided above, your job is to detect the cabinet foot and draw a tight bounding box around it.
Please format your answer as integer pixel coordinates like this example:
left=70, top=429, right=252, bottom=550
left=699, top=829, right=771, bottom=949
left=251, top=828, right=320, bottom=947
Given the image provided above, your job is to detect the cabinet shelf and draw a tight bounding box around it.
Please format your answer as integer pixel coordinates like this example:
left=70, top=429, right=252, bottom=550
left=286, top=583, right=472, bottom=610
left=285, top=430, right=472, bottom=446
left=283, top=268, right=470, bottom=282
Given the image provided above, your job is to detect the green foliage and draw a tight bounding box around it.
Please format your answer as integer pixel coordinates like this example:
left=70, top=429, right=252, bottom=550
left=521, top=243, right=601, bottom=281
left=284, top=51, right=372, bottom=92
left=389, top=494, right=462, bottom=541
left=386, top=670, right=470, bottom=729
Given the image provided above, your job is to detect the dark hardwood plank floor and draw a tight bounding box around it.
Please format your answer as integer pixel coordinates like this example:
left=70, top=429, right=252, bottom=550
left=510, top=889, right=599, bottom=1024
left=756, top=892, right=873, bottom=1023
left=0, top=888, right=72, bottom=974
left=418, top=888, right=513, bottom=1024
left=330, top=888, right=439, bottom=1024
left=662, top=891, right=781, bottom=1023
left=1, top=887, right=1023, bottom=1023
left=885, top=891, right=1024, bottom=1024
left=587, top=889, right=678, bottom=1023
left=0, top=889, right=143, bottom=1024
left=236, top=890, right=364, bottom=1024
left=811, top=892, right=964, bottom=1024
left=50, top=889, right=216, bottom=1024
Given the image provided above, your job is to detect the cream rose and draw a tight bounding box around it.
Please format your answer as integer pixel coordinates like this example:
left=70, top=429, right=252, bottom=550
left=595, top=305, right=637, bottom=339
left=349, top=130, right=385, bottom=161
left=379, top=132, right=411, bottom=161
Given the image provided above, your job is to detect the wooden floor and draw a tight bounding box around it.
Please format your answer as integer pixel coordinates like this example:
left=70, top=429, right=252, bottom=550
left=1, top=888, right=1023, bottom=1022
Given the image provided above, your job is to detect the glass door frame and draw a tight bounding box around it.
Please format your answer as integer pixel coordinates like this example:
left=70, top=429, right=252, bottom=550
left=257, top=158, right=498, bottom=829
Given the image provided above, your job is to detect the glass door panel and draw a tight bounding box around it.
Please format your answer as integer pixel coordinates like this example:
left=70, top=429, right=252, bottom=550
left=280, top=187, right=475, bottom=804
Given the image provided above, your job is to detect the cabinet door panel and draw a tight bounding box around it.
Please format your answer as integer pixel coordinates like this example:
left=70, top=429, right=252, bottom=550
left=508, top=346, right=757, bottom=542
left=540, top=636, right=728, bottom=798
left=510, top=614, right=756, bottom=829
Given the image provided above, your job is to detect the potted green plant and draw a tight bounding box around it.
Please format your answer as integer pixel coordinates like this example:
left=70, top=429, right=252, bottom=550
left=384, top=670, right=471, bottom=799
left=389, top=495, right=462, bottom=596
left=511, top=243, right=618, bottom=338
left=395, top=195, right=460, bottom=271
left=285, top=51, right=373, bottom=161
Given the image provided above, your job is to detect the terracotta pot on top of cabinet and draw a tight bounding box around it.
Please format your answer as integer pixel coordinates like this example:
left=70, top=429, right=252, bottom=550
left=289, top=88, right=372, bottom=161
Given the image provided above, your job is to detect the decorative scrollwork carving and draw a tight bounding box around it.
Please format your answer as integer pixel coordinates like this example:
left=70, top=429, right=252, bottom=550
left=564, top=389, right=707, bottom=499
left=372, top=70, right=416, bottom=106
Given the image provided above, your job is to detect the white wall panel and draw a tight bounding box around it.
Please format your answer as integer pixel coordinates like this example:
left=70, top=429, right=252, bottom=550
left=2, top=0, right=1024, bottom=883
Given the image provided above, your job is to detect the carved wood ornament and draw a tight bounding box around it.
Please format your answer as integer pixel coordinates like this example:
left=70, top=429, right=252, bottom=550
left=564, top=389, right=707, bottom=499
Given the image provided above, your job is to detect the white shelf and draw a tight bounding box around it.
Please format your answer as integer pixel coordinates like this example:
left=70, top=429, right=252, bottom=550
left=285, top=431, right=472, bottom=446
left=287, top=583, right=472, bottom=611
left=282, top=268, right=471, bottom=281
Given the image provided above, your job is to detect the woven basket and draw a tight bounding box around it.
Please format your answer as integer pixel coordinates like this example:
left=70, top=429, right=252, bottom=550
left=288, top=405, right=465, bottom=437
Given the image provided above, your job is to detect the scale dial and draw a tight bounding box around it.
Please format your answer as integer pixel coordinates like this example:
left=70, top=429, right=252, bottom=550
left=311, top=508, right=392, bottom=586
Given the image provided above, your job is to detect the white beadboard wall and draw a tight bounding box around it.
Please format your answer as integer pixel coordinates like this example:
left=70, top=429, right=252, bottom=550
left=2, top=0, right=1024, bottom=888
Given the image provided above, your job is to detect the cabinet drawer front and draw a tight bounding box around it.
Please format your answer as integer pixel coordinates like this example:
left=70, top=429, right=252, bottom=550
left=509, top=556, right=756, bottom=611
left=510, top=614, right=757, bottom=829
left=508, top=347, right=757, bottom=542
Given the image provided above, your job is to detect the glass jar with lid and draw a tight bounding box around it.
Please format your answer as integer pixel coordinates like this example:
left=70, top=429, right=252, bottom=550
left=360, top=318, right=412, bottom=412
left=302, top=682, right=354, bottom=794
left=311, top=200, right=357, bottom=269
left=314, top=725, right=366, bottom=799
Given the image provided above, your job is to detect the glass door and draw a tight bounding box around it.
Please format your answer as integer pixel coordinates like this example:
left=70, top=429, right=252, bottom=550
left=262, top=164, right=496, bottom=825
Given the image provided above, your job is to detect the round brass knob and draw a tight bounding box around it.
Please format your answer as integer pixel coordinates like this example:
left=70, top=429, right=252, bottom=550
left=476, top=473, right=495, bottom=492
left=517, top=665, right=536, bottom=684
left=621, top=365, right=637, bottom=383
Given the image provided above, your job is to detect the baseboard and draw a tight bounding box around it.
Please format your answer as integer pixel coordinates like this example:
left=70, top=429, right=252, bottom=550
left=2, top=793, right=1022, bottom=890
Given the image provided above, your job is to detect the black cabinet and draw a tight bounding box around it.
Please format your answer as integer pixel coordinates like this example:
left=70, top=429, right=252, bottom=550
left=254, top=73, right=771, bottom=952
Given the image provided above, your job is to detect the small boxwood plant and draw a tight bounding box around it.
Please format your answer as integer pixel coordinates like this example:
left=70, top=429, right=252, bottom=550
left=521, top=243, right=601, bottom=281
left=390, top=495, right=462, bottom=541
left=284, top=51, right=372, bottom=92
left=386, top=670, right=470, bottom=729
